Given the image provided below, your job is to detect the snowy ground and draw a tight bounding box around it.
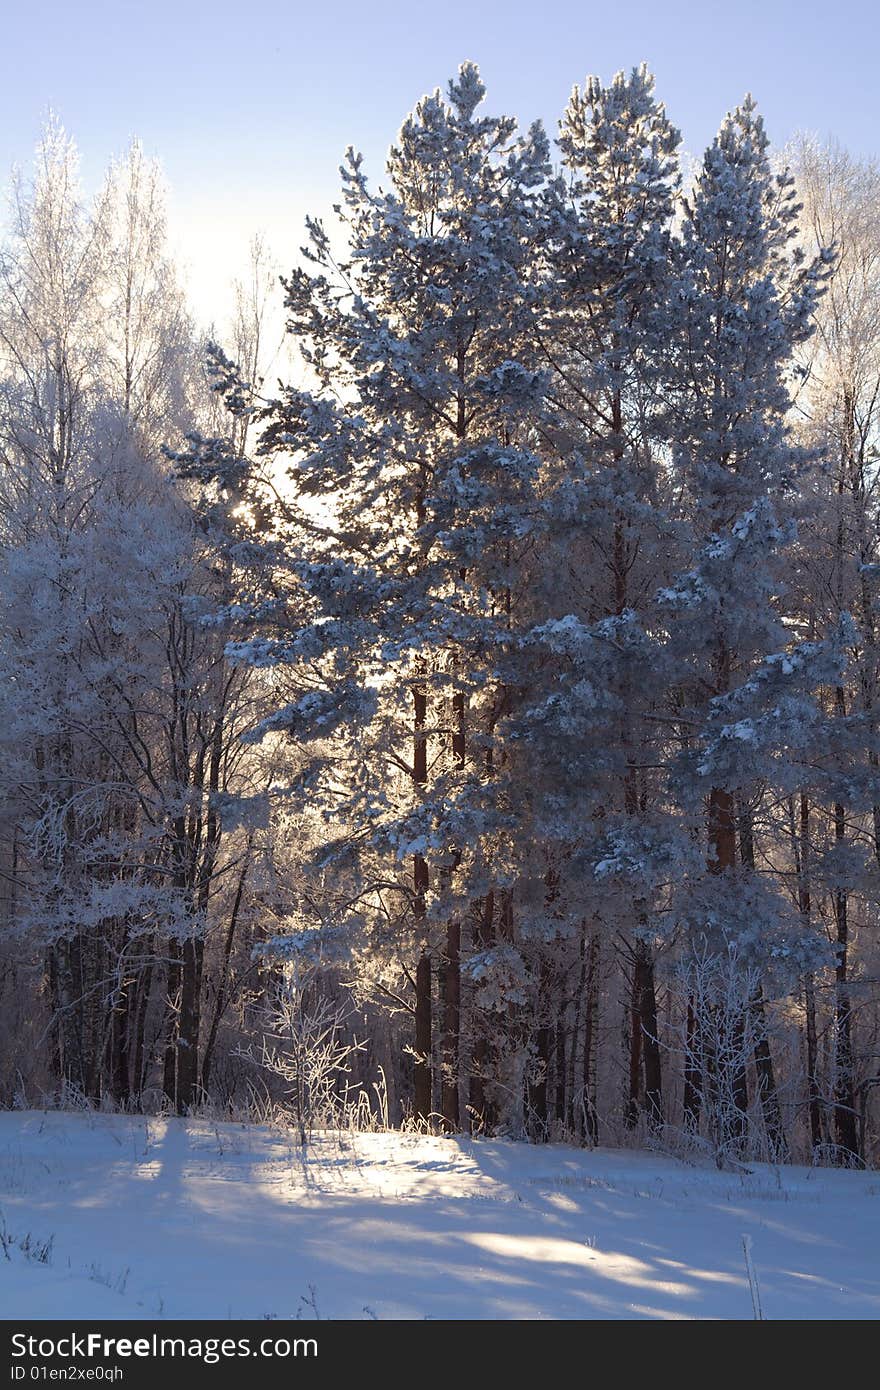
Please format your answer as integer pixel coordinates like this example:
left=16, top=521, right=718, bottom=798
left=1, top=1111, right=878, bottom=1320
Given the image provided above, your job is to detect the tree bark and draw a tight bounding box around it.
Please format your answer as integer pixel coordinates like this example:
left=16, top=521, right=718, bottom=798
left=440, top=918, right=460, bottom=1130
left=411, top=678, right=432, bottom=1125
left=739, top=802, right=786, bottom=1157
left=131, top=942, right=154, bottom=1101
left=439, top=686, right=465, bottom=1130
left=804, top=973, right=823, bottom=1153
left=581, top=931, right=600, bottom=1144
left=413, top=951, right=432, bottom=1125
left=751, top=988, right=787, bottom=1160
left=469, top=891, right=495, bottom=1133
left=625, top=961, right=643, bottom=1129
left=201, top=849, right=250, bottom=1095
left=639, top=944, right=663, bottom=1130
left=162, top=941, right=182, bottom=1107
left=554, top=1019, right=566, bottom=1126
left=625, top=940, right=662, bottom=1130
left=833, top=829, right=859, bottom=1160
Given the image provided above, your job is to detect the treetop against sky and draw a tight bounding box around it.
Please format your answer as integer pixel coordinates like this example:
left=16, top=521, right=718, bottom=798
left=0, top=0, right=874, bottom=323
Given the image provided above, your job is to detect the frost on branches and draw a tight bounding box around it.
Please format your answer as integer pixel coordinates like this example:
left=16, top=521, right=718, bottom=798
left=2, top=65, right=879, bottom=1169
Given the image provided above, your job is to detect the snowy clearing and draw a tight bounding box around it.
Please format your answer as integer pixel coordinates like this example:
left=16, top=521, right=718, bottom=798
left=1, top=1111, right=878, bottom=1321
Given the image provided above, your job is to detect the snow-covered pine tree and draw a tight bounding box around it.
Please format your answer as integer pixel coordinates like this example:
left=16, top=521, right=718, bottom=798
left=659, top=98, right=833, bottom=1153
left=519, top=64, right=683, bottom=1134
left=193, top=63, right=552, bottom=1130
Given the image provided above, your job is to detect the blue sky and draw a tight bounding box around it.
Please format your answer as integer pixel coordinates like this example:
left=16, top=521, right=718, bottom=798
left=1, top=0, right=876, bottom=322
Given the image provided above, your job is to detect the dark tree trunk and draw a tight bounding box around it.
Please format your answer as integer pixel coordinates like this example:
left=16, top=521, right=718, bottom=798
left=162, top=941, right=182, bottom=1107
left=708, top=786, right=737, bottom=876
left=201, top=852, right=250, bottom=1095
left=568, top=930, right=587, bottom=1132
left=469, top=891, right=495, bottom=1133
left=830, top=441, right=859, bottom=1163
left=625, top=962, right=643, bottom=1130
left=638, top=944, right=662, bottom=1129
left=413, top=951, right=432, bottom=1125
left=131, top=943, right=153, bottom=1102
left=705, top=775, right=746, bottom=1146
left=791, top=792, right=823, bottom=1153
left=411, top=679, right=432, bottom=1126
left=581, top=930, right=600, bottom=1144
left=740, top=803, right=785, bottom=1157
left=439, top=687, right=465, bottom=1131
left=752, top=988, right=787, bottom=1160
left=832, top=738, right=859, bottom=1161
left=625, top=941, right=662, bottom=1130
left=55, top=937, right=88, bottom=1097
left=833, top=865, right=859, bottom=1160
left=804, top=973, right=823, bottom=1153
left=109, top=964, right=131, bottom=1104
left=440, top=918, right=460, bottom=1130
left=554, top=1020, right=566, bottom=1126
left=45, top=947, right=63, bottom=1080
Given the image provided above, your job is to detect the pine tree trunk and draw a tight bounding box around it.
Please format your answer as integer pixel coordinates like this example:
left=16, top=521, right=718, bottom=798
left=625, top=962, right=643, bottom=1129
left=833, top=863, right=859, bottom=1160
left=440, top=918, right=460, bottom=1130
left=45, top=947, right=62, bottom=1081
left=625, top=941, right=662, bottom=1130
left=131, top=945, right=153, bottom=1102
left=439, top=686, right=465, bottom=1131
left=790, top=792, right=823, bottom=1153
left=568, top=929, right=587, bottom=1133
left=110, top=965, right=132, bottom=1104
left=740, top=802, right=785, bottom=1156
left=413, top=951, right=432, bottom=1125
left=412, top=678, right=432, bottom=1125
left=804, top=972, right=823, bottom=1153
left=469, top=891, right=495, bottom=1133
left=581, top=931, right=600, bottom=1144
left=639, top=946, right=663, bottom=1130
left=831, top=431, right=859, bottom=1163
left=162, top=941, right=182, bottom=1107
left=554, top=1021, right=567, bottom=1126
left=55, top=937, right=87, bottom=1097
left=708, top=786, right=737, bottom=875
left=751, top=987, right=787, bottom=1160
left=201, top=850, right=250, bottom=1095
left=706, top=746, right=745, bottom=1146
